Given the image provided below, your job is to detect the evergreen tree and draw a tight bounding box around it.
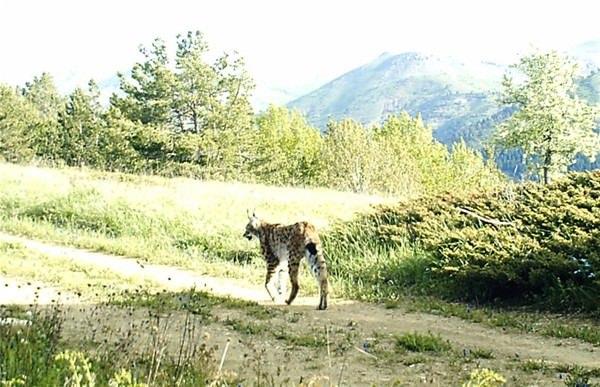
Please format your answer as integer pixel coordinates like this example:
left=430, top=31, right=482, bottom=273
left=112, top=31, right=254, bottom=135
left=111, top=38, right=176, bottom=127
left=22, top=72, right=65, bottom=121
left=59, top=81, right=105, bottom=166
left=0, top=85, right=39, bottom=161
left=21, top=73, right=65, bottom=160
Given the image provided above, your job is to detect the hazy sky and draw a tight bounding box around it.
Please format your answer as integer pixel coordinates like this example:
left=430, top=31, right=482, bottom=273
left=1, top=0, right=598, bottom=104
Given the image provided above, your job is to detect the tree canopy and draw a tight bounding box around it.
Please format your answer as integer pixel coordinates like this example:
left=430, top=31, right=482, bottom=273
left=494, top=51, right=600, bottom=184
left=0, top=30, right=502, bottom=196
left=111, top=31, right=254, bottom=135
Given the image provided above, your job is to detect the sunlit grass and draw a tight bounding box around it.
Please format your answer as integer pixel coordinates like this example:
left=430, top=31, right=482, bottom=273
left=0, top=162, right=389, bottom=288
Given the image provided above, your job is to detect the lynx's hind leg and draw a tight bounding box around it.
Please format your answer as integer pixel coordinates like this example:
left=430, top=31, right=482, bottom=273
left=286, top=262, right=300, bottom=305
left=305, top=242, right=328, bottom=310
left=275, top=262, right=288, bottom=303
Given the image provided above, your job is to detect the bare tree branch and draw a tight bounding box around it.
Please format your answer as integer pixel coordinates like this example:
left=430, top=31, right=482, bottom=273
left=457, top=207, right=514, bottom=227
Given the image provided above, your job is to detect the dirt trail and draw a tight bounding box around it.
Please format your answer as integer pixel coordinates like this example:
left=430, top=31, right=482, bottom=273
left=1, top=231, right=599, bottom=369
left=0, top=231, right=323, bottom=306
left=0, top=275, right=78, bottom=305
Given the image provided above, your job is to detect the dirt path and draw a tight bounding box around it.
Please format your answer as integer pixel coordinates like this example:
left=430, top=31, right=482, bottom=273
left=0, top=231, right=323, bottom=306
left=0, top=275, right=79, bottom=305
left=1, top=231, right=599, bottom=369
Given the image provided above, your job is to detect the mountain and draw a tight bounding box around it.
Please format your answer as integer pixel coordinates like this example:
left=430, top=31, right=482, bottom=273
left=287, top=52, right=507, bottom=144
left=578, top=69, right=600, bottom=104
left=288, top=50, right=600, bottom=149
left=252, top=83, right=320, bottom=112
left=571, top=40, right=600, bottom=73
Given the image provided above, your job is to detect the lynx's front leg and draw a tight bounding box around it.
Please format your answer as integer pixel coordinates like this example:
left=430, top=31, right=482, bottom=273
left=264, top=258, right=279, bottom=302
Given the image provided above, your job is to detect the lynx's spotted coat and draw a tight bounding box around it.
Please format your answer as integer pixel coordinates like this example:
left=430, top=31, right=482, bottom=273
left=244, top=212, right=328, bottom=310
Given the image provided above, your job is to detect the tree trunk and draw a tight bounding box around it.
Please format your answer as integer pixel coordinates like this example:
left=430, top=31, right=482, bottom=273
left=192, top=109, right=199, bottom=133
left=543, top=150, right=552, bottom=184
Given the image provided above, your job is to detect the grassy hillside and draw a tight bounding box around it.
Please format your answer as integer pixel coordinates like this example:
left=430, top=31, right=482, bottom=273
left=1, top=162, right=599, bottom=350
left=0, top=162, right=388, bottom=288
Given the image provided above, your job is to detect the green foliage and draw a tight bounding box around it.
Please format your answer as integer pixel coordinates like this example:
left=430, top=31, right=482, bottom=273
left=377, top=113, right=502, bottom=195
left=54, top=350, right=96, bottom=387
left=375, top=113, right=446, bottom=194
left=494, top=50, right=600, bottom=183
left=0, top=301, right=226, bottom=386
left=321, top=118, right=386, bottom=193
left=196, top=125, right=255, bottom=181
left=22, top=73, right=65, bottom=122
left=0, top=79, right=67, bottom=163
left=0, top=79, right=144, bottom=172
left=0, top=305, right=64, bottom=386
left=320, top=113, right=502, bottom=195
left=21, top=73, right=65, bottom=160
left=252, top=105, right=323, bottom=186
left=108, top=370, right=148, bottom=387
left=0, top=85, right=39, bottom=161
left=111, top=38, right=176, bottom=127
left=108, top=31, right=256, bottom=179
left=563, top=366, right=600, bottom=387
left=173, top=31, right=254, bottom=134
left=333, top=171, right=600, bottom=310
left=58, top=82, right=106, bottom=167
left=0, top=32, right=501, bottom=196
left=112, top=30, right=254, bottom=136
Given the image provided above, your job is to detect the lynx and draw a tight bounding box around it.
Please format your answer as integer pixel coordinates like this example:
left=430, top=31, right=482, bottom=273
left=243, top=211, right=328, bottom=310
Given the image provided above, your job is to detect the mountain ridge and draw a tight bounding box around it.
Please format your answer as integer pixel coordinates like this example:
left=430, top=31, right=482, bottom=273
left=287, top=51, right=507, bottom=144
left=287, top=47, right=600, bottom=149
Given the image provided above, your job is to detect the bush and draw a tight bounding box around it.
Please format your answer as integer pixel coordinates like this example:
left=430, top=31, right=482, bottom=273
left=326, top=171, right=600, bottom=311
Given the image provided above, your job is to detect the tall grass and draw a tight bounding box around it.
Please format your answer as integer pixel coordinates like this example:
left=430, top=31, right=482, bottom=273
left=0, top=304, right=65, bottom=386
left=322, top=211, right=440, bottom=301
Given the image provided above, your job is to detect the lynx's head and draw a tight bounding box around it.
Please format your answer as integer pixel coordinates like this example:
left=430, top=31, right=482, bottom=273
left=243, top=209, right=261, bottom=240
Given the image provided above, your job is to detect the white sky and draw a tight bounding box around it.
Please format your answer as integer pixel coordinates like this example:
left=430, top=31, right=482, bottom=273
left=1, top=0, right=599, bottom=104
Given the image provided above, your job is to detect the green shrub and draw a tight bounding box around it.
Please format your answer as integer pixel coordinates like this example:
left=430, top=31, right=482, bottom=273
left=394, top=332, right=451, bottom=353
left=326, top=171, right=600, bottom=311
